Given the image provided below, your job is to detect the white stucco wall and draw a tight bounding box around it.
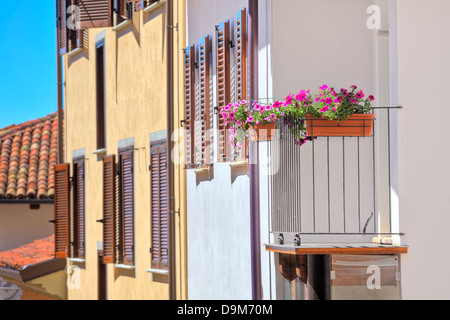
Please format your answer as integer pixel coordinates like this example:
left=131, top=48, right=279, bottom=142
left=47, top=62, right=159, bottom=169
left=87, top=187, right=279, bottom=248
left=396, top=0, right=450, bottom=300
left=186, top=0, right=450, bottom=300
left=186, top=0, right=253, bottom=300
left=0, top=204, right=54, bottom=251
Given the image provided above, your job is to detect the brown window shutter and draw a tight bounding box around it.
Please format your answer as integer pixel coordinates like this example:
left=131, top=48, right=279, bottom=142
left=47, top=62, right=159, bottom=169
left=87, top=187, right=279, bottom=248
left=216, top=20, right=231, bottom=163
left=58, top=0, right=69, bottom=55
left=103, top=155, right=116, bottom=264
left=150, top=141, right=168, bottom=270
left=199, top=35, right=212, bottom=166
left=75, top=0, right=114, bottom=29
left=54, top=163, right=70, bottom=259
left=184, top=44, right=196, bottom=167
left=73, top=157, right=86, bottom=259
left=119, top=150, right=134, bottom=266
left=117, top=0, right=129, bottom=23
left=236, top=8, right=248, bottom=102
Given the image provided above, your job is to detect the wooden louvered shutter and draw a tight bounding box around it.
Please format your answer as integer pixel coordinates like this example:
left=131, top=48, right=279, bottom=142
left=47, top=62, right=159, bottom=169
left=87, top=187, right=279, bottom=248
left=150, top=141, right=168, bottom=270
left=75, top=0, right=113, bottom=29
left=73, top=157, right=85, bottom=259
left=55, top=164, right=70, bottom=259
left=236, top=8, right=248, bottom=102
left=216, top=21, right=231, bottom=163
left=184, top=45, right=196, bottom=167
left=58, top=0, right=69, bottom=55
left=119, top=150, right=134, bottom=265
left=117, top=0, right=130, bottom=23
left=199, top=36, right=212, bottom=166
left=103, top=155, right=116, bottom=264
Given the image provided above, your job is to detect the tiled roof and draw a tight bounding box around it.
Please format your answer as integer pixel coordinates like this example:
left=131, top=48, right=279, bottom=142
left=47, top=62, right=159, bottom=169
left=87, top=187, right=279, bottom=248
left=0, top=235, right=55, bottom=270
left=0, top=112, right=58, bottom=200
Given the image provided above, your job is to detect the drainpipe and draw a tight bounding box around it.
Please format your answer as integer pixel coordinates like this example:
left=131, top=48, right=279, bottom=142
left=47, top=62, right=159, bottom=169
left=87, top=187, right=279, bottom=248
left=166, top=0, right=176, bottom=300
left=56, top=0, right=64, bottom=165
left=248, top=0, right=261, bottom=301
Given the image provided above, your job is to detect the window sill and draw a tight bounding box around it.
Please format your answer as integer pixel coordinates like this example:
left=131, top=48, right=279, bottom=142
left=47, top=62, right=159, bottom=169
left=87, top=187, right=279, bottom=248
left=68, top=47, right=83, bottom=57
left=69, top=258, right=86, bottom=263
left=144, top=0, right=166, bottom=14
left=194, top=165, right=211, bottom=175
left=114, top=264, right=135, bottom=270
left=146, top=268, right=168, bottom=275
left=93, top=148, right=107, bottom=161
left=113, top=19, right=132, bottom=32
left=230, top=160, right=248, bottom=169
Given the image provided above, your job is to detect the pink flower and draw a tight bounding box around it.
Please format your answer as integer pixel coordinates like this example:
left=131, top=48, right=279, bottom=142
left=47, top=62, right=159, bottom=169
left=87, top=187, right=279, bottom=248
left=320, top=85, right=329, bottom=91
left=320, top=106, right=329, bottom=112
left=272, top=101, right=281, bottom=109
left=285, top=94, right=294, bottom=105
left=265, top=105, right=273, bottom=111
left=369, top=95, right=375, bottom=101
left=270, top=113, right=277, bottom=120
left=246, top=116, right=254, bottom=123
left=221, top=112, right=228, bottom=119
left=355, top=90, right=365, bottom=99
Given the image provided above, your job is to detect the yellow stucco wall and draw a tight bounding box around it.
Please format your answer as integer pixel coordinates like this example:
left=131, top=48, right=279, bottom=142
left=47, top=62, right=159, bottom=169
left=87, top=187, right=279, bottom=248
left=63, top=1, right=186, bottom=300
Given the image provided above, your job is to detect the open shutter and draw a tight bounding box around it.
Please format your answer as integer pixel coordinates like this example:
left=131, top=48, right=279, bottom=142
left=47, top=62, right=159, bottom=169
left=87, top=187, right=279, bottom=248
left=120, top=151, right=134, bottom=265
left=103, top=155, right=116, bottom=264
left=73, top=157, right=85, bottom=259
left=235, top=8, right=248, bottom=160
left=216, top=21, right=231, bottom=163
left=117, top=0, right=130, bottom=23
left=54, top=164, right=70, bottom=259
left=75, top=0, right=113, bottom=29
left=236, top=8, right=247, bottom=102
left=184, top=45, right=196, bottom=167
left=150, top=141, right=168, bottom=270
left=199, top=35, right=212, bottom=166
left=57, top=0, right=69, bottom=54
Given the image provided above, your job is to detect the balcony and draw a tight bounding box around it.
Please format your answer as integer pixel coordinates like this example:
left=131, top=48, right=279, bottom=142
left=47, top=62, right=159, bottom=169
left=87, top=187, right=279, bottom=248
left=266, top=107, right=405, bottom=249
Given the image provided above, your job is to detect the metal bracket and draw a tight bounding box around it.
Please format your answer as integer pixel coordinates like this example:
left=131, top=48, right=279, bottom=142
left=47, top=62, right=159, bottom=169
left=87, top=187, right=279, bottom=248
left=180, top=119, right=186, bottom=128
left=96, top=219, right=104, bottom=224
left=294, top=234, right=301, bottom=247
left=278, top=233, right=284, bottom=245
left=166, top=23, right=178, bottom=30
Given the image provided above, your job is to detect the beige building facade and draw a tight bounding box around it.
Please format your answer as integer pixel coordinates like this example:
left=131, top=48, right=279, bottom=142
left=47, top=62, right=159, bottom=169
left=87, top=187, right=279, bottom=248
left=57, top=0, right=186, bottom=300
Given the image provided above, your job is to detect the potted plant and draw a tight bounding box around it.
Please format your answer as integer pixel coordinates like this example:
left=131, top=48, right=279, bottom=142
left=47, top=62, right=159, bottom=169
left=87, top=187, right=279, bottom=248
left=220, top=85, right=375, bottom=147
left=305, top=85, right=375, bottom=137
left=220, top=100, right=282, bottom=144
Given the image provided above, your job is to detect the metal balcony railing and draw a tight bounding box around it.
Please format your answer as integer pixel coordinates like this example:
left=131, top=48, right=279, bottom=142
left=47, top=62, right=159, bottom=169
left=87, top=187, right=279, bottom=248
left=268, top=107, right=403, bottom=241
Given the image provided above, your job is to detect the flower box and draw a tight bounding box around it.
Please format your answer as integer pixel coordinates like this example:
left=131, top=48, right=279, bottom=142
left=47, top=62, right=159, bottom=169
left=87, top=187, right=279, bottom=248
left=251, top=123, right=277, bottom=141
left=305, top=113, right=375, bottom=137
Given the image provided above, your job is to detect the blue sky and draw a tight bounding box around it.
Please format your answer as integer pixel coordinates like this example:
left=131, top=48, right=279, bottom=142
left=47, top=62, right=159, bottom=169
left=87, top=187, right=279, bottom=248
left=0, top=1, right=57, bottom=129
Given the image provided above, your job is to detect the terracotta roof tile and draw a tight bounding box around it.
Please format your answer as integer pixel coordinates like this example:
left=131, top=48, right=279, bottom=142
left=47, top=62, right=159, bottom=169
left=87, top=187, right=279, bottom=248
left=0, top=235, right=55, bottom=270
left=0, top=112, right=58, bottom=200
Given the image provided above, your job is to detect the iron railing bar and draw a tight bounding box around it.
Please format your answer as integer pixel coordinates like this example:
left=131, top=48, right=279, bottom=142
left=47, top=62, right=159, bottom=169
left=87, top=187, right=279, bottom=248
left=271, top=232, right=406, bottom=236
left=312, top=134, right=316, bottom=233
left=342, top=137, right=346, bottom=233
left=358, top=136, right=361, bottom=232
left=327, top=136, right=330, bottom=233
left=388, top=108, right=392, bottom=234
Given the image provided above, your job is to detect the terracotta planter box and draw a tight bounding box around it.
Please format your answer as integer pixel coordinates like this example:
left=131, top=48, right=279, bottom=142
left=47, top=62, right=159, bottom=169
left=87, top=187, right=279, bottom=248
left=251, top=123, right=277, bottom=141
left=305, top=114, right=375, bottom=137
